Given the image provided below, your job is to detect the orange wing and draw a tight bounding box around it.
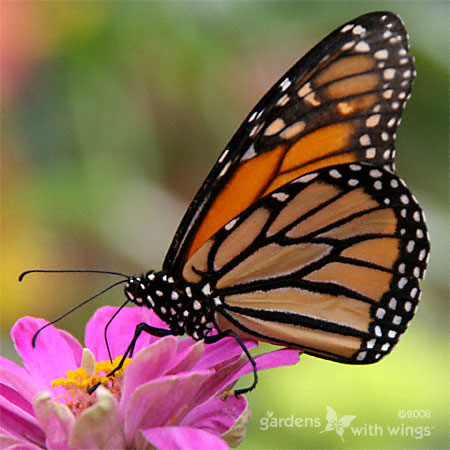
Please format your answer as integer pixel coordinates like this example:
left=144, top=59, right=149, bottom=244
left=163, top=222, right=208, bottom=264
left=164, top=12, right=415, bottom=272
left=181, top=163, right=430, bottom=363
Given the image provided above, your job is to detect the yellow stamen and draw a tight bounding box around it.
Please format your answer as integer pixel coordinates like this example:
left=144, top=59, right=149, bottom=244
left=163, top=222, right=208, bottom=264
left=51, top=349, right=132, bottom=415
left=52, top=356, right=131, bottom=391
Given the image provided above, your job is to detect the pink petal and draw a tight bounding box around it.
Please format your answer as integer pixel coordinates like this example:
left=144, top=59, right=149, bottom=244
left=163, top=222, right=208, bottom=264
left=33, top=392, right=74, bottom=450
left=123, top=370, right=212, bottom=445
left=0, top=399, right=45, bottom=447
left=58, top=330, right=83, bottom=367
left=84, top=306, right=167, bottom=361
left=183, top=356, right=246, bottom=410
left=0, top=356, right=40, bottom=404
left=138, top=427, right=228, bottom=450
left=209, top=348, right=300, bottom=399
left=0, top=357, right=32, bottom=380
left=68, top=387, right=125, bottom=450
left=226, top=348, right=300, bottom=388
left=1, top=383, right=34, bottom=420
left=188, top=348, right=299, bottom=409
left=174, top=336, right=197, bottom=354
left=120, top=336, right=178, bottom=415
left=167, top=340, right=205, bottom=375
left=1, top=446, right=40, bottom=450
left=11, top=318, right=81, bottom=389
left=180, top=394, right=248, bottom=437
left=0, top=435, right=43, bottom=450
left=195, top=337, right=258, bottom=370
left=220, top=397, right=251, bottom=448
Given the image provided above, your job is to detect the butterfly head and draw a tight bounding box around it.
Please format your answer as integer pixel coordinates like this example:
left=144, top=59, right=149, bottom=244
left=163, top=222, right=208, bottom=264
left=124, top=271, right=217, bottom=339
left=125, top=272, right=154, bottom=306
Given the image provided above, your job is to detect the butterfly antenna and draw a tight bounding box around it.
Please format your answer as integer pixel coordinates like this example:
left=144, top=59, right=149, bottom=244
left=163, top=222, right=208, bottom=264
left=19, top=269, right=129, bottom=281
left=104, top=299, right=131, bottom=362
left=31, top=279, right=128, bottom=347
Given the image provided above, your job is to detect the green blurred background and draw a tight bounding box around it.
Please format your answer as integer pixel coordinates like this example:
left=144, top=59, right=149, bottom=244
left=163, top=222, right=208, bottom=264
left=1, top=2, right=448, bottom=449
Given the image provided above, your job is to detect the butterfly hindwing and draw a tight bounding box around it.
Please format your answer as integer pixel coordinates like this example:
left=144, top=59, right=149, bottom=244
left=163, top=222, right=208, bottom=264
left=164, top=11, right=415, bottom=272
left=182, top=163, right=429, bottom=363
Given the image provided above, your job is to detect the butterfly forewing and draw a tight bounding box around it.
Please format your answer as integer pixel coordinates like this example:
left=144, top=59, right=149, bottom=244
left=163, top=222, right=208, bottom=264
left=182, top=163, right=429, bottom=363
left=164, top=11, right=415, bottom=272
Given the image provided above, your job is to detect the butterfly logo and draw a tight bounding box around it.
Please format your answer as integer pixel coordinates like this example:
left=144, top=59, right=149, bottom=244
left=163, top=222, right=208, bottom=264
left=320, top=406, right=355, bottom=442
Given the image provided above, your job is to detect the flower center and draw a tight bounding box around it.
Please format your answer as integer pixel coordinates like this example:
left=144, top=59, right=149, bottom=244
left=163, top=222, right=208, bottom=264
left=51, top=349, right=131, bottom=415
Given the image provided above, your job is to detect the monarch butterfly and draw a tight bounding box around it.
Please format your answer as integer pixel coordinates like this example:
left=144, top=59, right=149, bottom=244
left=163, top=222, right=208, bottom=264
left=28, top=11, right=430, bottom=395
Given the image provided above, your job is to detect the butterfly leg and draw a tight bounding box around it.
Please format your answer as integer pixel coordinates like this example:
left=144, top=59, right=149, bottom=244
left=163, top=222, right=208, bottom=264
left=88, top=322, right=174, bottom=394
left=204, top=330, right=258, bottom=396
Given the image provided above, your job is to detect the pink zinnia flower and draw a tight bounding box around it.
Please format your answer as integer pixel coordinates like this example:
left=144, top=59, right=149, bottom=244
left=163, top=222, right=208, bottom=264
left=1, top=306, right=300, bottom=449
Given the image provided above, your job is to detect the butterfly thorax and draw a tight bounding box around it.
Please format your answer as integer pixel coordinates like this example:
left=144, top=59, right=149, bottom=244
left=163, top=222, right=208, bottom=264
left=124, top=271, right=217, bottom=340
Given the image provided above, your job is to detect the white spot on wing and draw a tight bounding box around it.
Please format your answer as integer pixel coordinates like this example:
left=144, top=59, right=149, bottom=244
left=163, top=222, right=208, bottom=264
left=349, top=164, right=361, bottom=171
left=218, top=148, right=229, bottom=163
left=341, top=23, right=354, bottom=33
left=341, top=40, right=355, bottom=50
left=355, top=41, right=370, bottom=52
left=383, top=68, right=396, bottom=80
left=276, top=94, right=290, bottom=107
left=406, top=240, right=415, bottom=253
left=359, top=134, right=371, bottom=146
left=279, top=77, right=292, bottom=91
left=294, top=173, right=318, bottom=183
left=219, top=161, right=231, bottom=177
left=272, top=192, right=289, bottom=202
left=249, top=122, right=264, bottom=137
left=393, top=315, right=402, bottom=325
left=297, top=82, right=312, bottom=98
left=369, top=169, right=382, bottom=178
left=366, top=115, right=380, bottom=127
left=202, top=283, right=212, bottom=296
left=241, top=144, right=257, bottom=161
left=264, top=118, right=286, bottom=136
left=375, top=49, right=389, bottom=59
left=193, top=300, right=201, bottom=310
left=225, top=218, right=238, bottom=230
left=356, top=351, right=367, bottom=361
left=352, top=25, right=366, bottom=35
